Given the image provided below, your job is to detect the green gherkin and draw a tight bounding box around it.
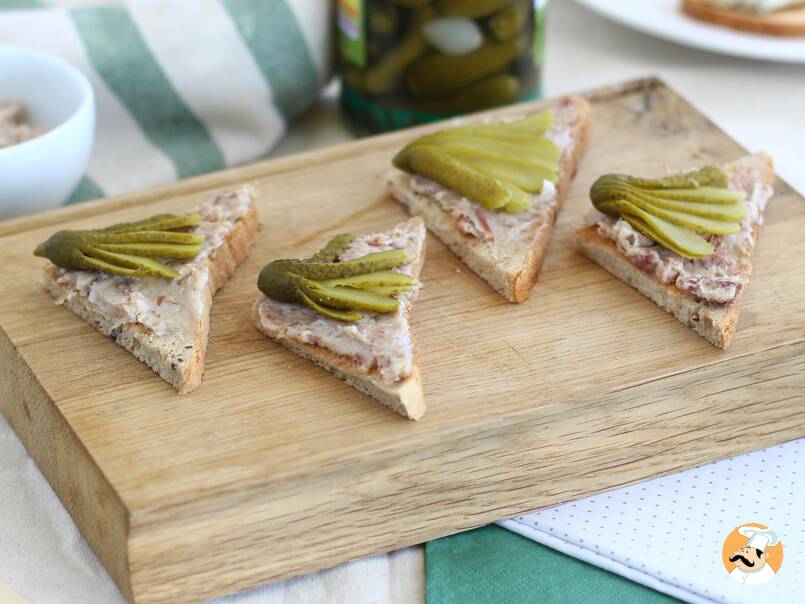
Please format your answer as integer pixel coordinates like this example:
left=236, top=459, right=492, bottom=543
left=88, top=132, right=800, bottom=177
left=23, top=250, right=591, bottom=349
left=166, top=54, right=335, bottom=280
left=363, top=7, right=434, bottom=95
left=437, top=0, right=510, bottom=19
left=590, top=167, right=747, bottom=259
left=405, top=41, right=520, bottom=99
left=392, top=111, right=559, bottom=214
left=309, top=233, right=355, bottom=262
left=258, top=235, right=415, bottom=322
left=489, top=1, right=530, bottom=41
left=34, top=213, right=204, bottom=279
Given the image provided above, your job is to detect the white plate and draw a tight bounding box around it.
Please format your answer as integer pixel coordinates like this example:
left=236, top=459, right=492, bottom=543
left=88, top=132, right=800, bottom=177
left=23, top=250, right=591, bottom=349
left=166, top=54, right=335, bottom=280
left=573, top=0, right=805, bottom=63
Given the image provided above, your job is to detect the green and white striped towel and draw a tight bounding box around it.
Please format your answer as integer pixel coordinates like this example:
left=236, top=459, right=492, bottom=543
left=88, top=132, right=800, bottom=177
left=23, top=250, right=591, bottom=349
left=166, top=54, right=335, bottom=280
left=0, top=0, right=333, bottom=204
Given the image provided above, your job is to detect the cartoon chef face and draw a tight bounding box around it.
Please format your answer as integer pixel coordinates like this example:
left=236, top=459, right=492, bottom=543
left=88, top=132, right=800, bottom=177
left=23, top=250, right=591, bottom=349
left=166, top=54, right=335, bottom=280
left=729, top=545, right=768, bottom=573
left=730, top=526, right=779, bottom=574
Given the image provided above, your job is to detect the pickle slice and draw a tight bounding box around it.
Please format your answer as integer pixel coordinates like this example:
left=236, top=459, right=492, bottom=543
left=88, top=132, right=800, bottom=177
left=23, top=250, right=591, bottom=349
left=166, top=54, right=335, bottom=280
left=298, top=250, right=412, bottom=280
left=88, top=248, right=180, bottom=278
left=402, top=145, right=513, bottom=210
left=339, top=250, right=411, bottom=274
left=301, top=281, right=400, bottom=314
left=92, top=242, right=204, bottom=258
left=503, top=186, right=533, bottom=213
left=649, top=187, right=744, bottom=205
left=621, top=166, right=730, bottom=190
left=641, top=197, right=747, bottom=221
left=623, top=213, right=714, bottom=260
left=413, top=130, right=560, bottom=163
left=77, top=256, right=139, bottom=277
left=462, top=132, right=561, bottom=161
left=497, top=111, right=553, bottom=136
left=437, top=113, right=553, bottom=140
left=595, top=181, right=746, bottom=212
left=322, top=271, right=415, bottom=289
left=439, top=146, right=551, bottom=192
left=596, top=183, right=745, bottom=234
left=298, top=290, right=363, bottom=322
left=624, top=198, right=741, bottom=235
left=364, top=285, right=414, bottom=297
left=87, top=231, right=204, bottom=245
left=598, top=200, right=714, bottom=259
left=101, top=213, right=201, bottom=233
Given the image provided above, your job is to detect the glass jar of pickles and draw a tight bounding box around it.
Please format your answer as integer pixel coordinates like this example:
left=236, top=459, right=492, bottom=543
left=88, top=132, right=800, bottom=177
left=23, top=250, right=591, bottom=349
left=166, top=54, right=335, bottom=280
left=337, top=0, right=547, bottom=133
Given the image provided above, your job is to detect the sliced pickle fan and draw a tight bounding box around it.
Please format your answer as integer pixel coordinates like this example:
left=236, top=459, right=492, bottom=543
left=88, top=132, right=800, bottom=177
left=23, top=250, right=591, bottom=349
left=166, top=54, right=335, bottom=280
left=34, top=213, right=204, bottom=279
left=393, top=111, right=560, bottom=213
left=590, top=167, right=747, bottom=259
left=258, top=234, right=415, bottom=322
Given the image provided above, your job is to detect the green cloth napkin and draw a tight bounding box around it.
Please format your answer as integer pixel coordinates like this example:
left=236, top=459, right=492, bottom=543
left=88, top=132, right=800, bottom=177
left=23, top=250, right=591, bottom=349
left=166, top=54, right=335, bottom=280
left=427, top=525, right=679, bottom=604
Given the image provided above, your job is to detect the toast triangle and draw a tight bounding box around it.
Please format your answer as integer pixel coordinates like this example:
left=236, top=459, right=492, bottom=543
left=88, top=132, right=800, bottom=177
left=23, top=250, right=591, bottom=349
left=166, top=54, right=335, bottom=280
left=682, top=0, right=805, bottom=37
left=41, top=187, right=260, bottom=393
left=253, top=217, right=426, bottom=420
left=575, top=153, right=775, bottom=349
left=387, top=96, right=591, bottom=303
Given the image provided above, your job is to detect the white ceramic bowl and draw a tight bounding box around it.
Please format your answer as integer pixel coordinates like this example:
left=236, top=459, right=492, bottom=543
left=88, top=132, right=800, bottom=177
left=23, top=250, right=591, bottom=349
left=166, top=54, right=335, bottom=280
left=0, top=45, right=95, bottom=219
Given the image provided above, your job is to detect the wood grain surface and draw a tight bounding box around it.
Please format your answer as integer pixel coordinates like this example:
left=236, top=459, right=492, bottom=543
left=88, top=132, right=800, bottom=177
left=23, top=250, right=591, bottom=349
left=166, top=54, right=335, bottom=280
left=0, top=78, right=803, bottom=603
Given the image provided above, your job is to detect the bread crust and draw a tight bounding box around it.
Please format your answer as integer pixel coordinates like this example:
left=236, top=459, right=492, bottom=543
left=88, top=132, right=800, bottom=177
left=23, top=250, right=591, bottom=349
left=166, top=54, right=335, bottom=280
left=513, top=97, right=592, bottom=302
left=41, top=194, right=260, bottom=394
left=574, top=153, right=774, bottom=349
left=388, top=96, right=592, bottom=303
left=252, top=217, right=426, bottom=420
left=575, top=225, right=741, bottom=348
left=682, top=0, right=805, bottom=36
left=250, top=318, right=426, bottom=419
left=180, top=201, right=259, bottom=393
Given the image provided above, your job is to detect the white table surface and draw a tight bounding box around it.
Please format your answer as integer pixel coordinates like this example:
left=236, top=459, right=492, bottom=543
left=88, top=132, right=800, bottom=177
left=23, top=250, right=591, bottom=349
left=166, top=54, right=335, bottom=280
left=2, top=1, right=804, bottom=602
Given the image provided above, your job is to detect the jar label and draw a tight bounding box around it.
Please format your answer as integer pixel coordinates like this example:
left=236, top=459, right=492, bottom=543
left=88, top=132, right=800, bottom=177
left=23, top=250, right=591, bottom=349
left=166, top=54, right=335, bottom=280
left=337, top=0, right=366, bottom=68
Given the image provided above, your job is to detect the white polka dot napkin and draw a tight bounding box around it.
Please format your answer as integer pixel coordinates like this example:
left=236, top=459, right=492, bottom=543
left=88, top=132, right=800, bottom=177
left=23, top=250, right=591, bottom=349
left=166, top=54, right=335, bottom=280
left=500, top=439, right=804, bottom=603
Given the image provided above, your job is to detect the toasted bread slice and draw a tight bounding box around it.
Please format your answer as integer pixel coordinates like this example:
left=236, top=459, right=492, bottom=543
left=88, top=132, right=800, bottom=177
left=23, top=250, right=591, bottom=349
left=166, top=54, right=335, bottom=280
left=253, top=217, right=426, bottom=420
left=575, top=153, right=775, bottom=349
left=41, top=187, right=259, bottom=393
left=387, top=96, right=591, bottom=303
left=682, top=0, right=805, bottom=36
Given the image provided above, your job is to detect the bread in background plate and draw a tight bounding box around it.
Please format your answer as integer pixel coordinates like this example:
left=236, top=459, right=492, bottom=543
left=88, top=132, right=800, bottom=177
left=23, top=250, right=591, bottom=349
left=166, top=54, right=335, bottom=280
left=682, top=0, right=805, bottom=36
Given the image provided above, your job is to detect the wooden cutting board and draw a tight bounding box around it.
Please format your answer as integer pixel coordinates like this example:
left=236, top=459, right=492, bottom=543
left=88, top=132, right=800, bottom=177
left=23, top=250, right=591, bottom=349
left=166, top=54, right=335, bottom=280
left=1, top=78, right=803, bottom=603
